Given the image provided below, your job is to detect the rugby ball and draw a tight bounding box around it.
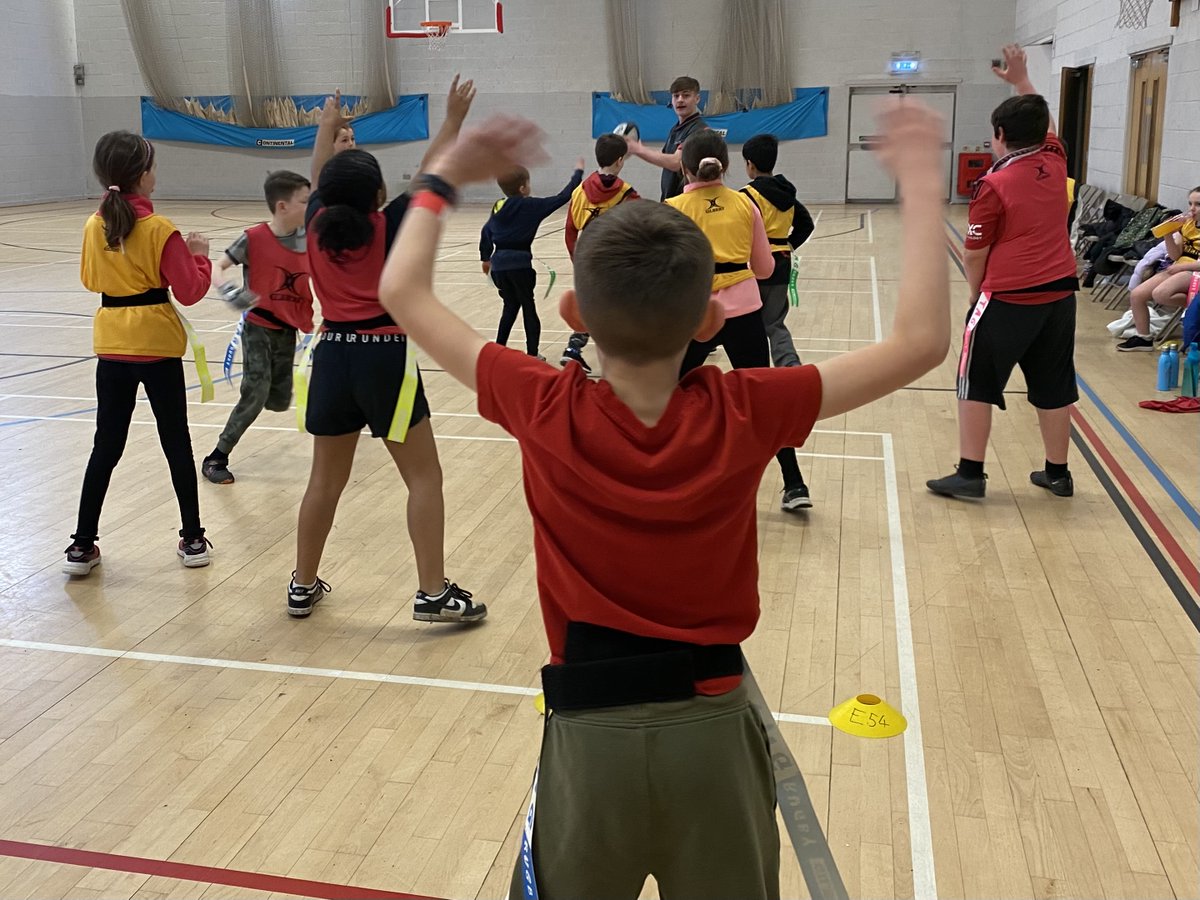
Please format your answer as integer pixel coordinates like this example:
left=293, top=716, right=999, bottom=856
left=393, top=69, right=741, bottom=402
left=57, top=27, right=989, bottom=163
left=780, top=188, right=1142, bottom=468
left=612, top=121, right=640, bottom=142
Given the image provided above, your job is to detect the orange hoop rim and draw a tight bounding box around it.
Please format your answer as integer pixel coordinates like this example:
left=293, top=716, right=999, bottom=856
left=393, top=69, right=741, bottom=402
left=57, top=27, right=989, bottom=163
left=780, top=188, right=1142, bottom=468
left=420, top=20, right=453, bottom=36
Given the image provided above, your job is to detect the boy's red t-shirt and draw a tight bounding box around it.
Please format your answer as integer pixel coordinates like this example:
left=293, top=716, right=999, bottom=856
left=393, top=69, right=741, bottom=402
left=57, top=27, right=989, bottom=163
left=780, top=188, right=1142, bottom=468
left=965, top=135, right=1078, bottom=305
left=476, top=343, right=823, bottom=694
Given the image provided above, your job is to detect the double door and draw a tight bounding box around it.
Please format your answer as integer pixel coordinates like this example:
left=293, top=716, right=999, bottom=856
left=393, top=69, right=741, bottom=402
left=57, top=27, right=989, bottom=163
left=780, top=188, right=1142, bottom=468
left=846, top=85, right=956, bottom=202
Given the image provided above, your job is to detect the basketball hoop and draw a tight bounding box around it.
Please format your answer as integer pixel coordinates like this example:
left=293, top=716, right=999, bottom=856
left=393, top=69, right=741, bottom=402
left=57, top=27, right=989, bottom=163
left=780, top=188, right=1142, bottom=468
left=1116, top=0, right=1153, bottom=29
left=421, top=21, right=452, bottom=51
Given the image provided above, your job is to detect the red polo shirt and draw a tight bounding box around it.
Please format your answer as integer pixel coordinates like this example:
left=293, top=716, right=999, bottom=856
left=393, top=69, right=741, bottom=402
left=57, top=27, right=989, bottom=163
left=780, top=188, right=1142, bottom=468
left=966, top=135, right=1078, bottom=305
left=476, top=343, right=823, bottom=694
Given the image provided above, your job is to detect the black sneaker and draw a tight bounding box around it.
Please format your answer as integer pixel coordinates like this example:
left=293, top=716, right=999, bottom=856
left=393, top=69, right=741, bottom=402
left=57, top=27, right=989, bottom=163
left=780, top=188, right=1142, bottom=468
left=1116, top=335, right=1155, bottom=352
left=926, top=468, right=987, bottom=499
left=63, top=543, right=101, bottom=576
left=781, top=484, right=812, bottom=511
left=414, top=581, right=487, bottom=623
left=202, top=454, right=234, bottom=484
left=287, top=574, right=331, bottom=618
left=1030, top=470, right=1073, bottom=497
left=560, top=347, right=592, bottom=374
left=177, top=534, right=213, bottom=567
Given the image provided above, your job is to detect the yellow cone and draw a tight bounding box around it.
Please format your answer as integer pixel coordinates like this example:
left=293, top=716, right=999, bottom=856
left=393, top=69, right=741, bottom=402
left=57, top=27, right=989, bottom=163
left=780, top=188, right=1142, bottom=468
left=533, top=692, right=546, bottom=715
left=828, top=693, right=906, bottom=738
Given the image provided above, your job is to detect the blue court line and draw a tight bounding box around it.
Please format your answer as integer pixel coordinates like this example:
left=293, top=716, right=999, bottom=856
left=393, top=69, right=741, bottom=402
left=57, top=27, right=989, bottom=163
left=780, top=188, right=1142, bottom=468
left=1075, top=375, right=1200, bottom=531
left=0, top=371, right=242, bottom=429
left=944, top=216, right=1200, bottom=531
left=945, top=218, right=964, bottom=241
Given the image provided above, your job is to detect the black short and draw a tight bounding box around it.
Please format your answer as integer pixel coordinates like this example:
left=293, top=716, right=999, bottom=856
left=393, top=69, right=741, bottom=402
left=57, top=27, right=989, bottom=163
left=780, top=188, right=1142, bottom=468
left=305, top=332, right=431, bottom=438
left=956, top=293, right=1078, bottom=410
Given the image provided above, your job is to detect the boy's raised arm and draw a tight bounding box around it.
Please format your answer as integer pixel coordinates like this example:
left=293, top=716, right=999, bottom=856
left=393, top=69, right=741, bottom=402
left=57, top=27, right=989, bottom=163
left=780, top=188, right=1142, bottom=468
left=416, top=75, right=477, bottom=176
left=379, top=116, right=549, bottom=391
left=311, top=90, right=351, bottom=189
left=813, top=102, right=950, bottom=419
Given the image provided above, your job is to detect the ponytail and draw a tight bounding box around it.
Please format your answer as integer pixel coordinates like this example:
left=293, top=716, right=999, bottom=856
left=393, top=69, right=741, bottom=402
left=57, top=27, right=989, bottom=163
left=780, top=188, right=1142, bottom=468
left=696, top=157, right=724, bottom=181
left=314, top=149, right=384, bottom=258
left=92, top=130, right=155, bottom=249
left=97, top=189, right=137, bottom=250
left=680, top=130, right=729, bottom=183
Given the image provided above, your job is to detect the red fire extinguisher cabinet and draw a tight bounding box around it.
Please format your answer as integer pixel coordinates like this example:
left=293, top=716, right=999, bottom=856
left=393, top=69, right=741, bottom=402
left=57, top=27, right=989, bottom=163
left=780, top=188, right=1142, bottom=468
left=956, top=153, right=992, bottom=196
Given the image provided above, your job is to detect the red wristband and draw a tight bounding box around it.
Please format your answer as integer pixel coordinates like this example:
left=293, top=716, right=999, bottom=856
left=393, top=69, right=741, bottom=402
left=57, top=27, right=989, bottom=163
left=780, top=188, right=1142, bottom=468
left=411, top=190, right=450, bottom=216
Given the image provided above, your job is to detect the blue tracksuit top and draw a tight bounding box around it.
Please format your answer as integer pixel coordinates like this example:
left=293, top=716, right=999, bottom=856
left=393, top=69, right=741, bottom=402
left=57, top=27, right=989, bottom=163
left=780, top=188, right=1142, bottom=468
left=479, top=169, right=583, bottom=272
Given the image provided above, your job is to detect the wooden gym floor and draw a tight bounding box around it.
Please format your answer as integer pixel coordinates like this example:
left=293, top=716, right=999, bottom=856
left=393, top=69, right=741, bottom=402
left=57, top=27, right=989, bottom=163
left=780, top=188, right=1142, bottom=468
left=0, top=198, right=1195, bottom=900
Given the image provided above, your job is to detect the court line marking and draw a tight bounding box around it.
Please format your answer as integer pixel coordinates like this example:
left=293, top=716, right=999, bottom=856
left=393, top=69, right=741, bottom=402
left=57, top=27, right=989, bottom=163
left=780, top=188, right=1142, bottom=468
left=0, top=838, right=436, bottom=900
left=869, top=256, right=883, bottom=343
left=881, top=433, right=936, bottom=900
left=0, top=638, right=832, bottom=728
left=0, top=414, right=885, bottom=459
left=867, top=208, right=875, bottom=244
left=0, top=395, right=890, bottom=439
left=0, top=321, right=239, bottom=335
left=0, top=311, right=236, bottom=325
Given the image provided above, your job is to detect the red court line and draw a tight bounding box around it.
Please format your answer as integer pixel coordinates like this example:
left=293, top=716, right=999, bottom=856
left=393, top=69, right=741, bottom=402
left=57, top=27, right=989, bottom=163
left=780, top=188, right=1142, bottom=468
left=0, top=839, right=442, bottom=900
left=944, top=232, right=964, bottom=263
left=1072, top=409, right=1200, bottom=591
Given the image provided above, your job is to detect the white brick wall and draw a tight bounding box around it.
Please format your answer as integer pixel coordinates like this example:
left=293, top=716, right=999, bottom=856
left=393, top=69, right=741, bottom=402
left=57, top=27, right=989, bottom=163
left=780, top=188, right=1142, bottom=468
left=15, top=0, right=1021, bottom=205
left=3, top=0, right=86, bottom=203
left=1016, top=0, right=1200, bottom=206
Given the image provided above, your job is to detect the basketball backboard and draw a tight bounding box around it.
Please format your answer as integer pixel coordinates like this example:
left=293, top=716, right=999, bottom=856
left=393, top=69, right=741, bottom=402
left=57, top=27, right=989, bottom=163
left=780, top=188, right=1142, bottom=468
left=386, top=0, right=504, bottom=37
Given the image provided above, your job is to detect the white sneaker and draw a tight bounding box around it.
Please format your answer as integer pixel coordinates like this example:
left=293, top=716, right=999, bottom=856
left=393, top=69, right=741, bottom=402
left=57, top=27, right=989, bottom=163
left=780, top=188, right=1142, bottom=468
left=177, top=535, right=212, bottom=568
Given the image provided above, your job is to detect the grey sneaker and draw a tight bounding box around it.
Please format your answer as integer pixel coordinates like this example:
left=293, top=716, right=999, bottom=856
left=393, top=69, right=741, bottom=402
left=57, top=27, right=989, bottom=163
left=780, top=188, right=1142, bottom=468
left=781, top=484, right=812, bottom=511
left=926, top=468, right=987, bottom=499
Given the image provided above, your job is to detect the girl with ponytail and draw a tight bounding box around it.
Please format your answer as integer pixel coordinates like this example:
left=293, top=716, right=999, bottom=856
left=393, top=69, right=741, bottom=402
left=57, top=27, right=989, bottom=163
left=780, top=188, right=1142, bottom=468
left=64, top=131, right=215, bottom=576
left=286, top=80, right=487, bottom=624
left=666, top=131, right=812, bottom=510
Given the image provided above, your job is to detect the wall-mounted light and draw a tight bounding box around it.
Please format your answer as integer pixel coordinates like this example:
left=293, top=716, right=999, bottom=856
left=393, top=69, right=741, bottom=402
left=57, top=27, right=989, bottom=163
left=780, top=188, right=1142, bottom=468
left=889, top=52, right=921, bottom=77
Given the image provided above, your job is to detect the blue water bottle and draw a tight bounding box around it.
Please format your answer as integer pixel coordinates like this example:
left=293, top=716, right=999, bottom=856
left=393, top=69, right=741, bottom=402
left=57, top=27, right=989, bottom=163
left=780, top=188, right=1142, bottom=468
left=1168, top=343, right=1180, bottom=387
left=1183, top=343, right=1200, bottom=398
left=1158, top=346, right=1173, bottom=390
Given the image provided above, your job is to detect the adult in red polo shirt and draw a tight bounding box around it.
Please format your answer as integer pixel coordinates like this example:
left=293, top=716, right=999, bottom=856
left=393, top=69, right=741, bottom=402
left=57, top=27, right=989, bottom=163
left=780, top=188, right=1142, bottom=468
left=928, top=44, right=1079, bottom=501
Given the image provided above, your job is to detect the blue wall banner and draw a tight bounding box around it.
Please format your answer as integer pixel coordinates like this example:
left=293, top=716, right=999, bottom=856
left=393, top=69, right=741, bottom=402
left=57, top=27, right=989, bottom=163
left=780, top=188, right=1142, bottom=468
left=141, top=94, right=429, bottom=148
left=592, top=88, right=828, bottom=143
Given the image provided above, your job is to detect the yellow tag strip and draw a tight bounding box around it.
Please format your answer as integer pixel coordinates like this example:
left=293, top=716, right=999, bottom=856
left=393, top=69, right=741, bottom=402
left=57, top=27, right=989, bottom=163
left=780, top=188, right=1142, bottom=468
left=386, top=336, right=419, bottom=443
left=293, top=330, right=318, bottom=433
left=175, top=306, right=214, bottom=403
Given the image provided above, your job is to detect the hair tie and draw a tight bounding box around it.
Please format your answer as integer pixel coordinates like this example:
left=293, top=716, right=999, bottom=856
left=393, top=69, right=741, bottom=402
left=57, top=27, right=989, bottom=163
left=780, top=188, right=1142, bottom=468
left=107, top=185, right=121, bottom=193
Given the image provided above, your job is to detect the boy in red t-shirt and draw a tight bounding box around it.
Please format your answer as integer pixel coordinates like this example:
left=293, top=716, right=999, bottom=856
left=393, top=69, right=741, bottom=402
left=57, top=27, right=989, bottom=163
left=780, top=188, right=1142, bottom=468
left=203, top=170, right=312, bottom=484
left=927, top=44, right=1081, bottom=501
left=378, top=106, right=949, bottom=898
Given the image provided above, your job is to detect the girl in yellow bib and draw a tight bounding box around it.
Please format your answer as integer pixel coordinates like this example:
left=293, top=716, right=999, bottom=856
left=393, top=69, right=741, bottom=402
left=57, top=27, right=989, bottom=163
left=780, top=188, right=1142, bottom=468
left=63, top=131, right=214, bottom=576
left=666, top=132, right=812, bottom=510
left=1119, top=186, right=1200, bottom=351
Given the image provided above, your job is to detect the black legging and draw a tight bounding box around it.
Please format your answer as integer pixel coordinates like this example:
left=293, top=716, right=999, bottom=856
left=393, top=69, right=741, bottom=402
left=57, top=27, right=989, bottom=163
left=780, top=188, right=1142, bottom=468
left=492, top=268, right=541, bottom=355
left=73, top=357, right=203, bottom=545
left=680, top=310, right=806, bottom=489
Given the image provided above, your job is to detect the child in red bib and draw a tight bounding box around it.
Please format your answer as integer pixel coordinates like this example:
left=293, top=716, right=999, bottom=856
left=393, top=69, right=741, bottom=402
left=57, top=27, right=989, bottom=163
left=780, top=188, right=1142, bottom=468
left=378, top=105, right=950, bottom=899
left=203, top=171, right=312, bottom=484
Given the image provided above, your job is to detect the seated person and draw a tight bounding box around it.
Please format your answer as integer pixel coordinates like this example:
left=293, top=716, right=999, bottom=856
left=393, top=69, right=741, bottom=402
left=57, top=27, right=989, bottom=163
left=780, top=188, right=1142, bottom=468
left=1118, top=187, right=1200, bottom=350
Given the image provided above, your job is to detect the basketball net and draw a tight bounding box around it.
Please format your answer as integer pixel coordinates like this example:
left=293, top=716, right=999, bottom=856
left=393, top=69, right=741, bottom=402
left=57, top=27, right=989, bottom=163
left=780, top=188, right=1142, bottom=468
left=422, top=21, right=451, bottom=51
left=1116, top=0, right=1153, bottom=29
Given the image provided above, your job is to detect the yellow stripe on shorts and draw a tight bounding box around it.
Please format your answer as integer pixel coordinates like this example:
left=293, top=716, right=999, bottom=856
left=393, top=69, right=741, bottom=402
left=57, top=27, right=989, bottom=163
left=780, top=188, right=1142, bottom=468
left=386, top=336, right=419, bottom=443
